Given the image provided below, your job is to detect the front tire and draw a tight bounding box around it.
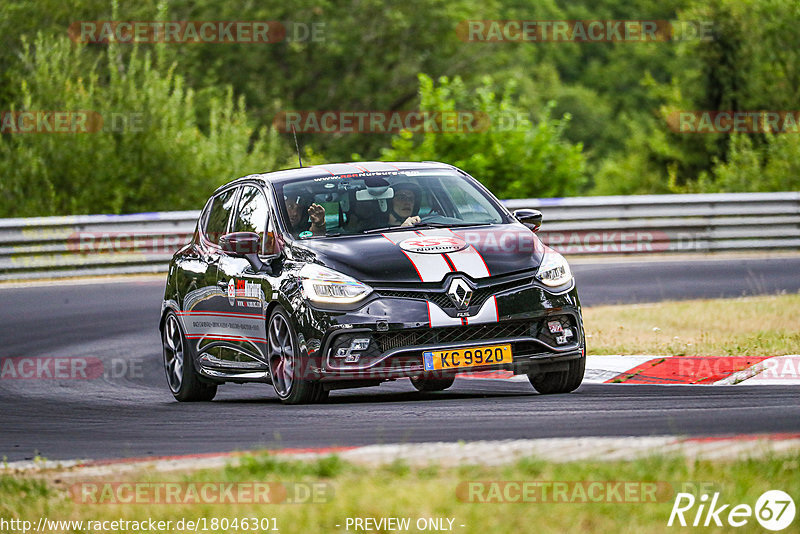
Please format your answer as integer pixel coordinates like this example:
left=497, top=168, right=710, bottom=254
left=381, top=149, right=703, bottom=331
left=162, top=311, right=217, bottom=402
left=410, top=374, right=455, bottom=392
left=267, top=307, right=326, bottom=404
left=528, top=354, right=585, bottom=394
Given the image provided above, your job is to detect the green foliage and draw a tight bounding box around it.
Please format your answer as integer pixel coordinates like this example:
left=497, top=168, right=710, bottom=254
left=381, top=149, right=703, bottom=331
left=685, top=133, right=800, bottom=193
left=603, top=0, right=800, bottom=195
left=2, top=0, right=800, bottom=216
left=381, top=74, right=586, bottom=199
left=0, top=31, right=284, bottom=217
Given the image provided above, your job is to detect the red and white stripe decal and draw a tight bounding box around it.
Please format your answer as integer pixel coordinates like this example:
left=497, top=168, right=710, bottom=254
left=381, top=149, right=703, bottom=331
left=405, top=253, right=452, bottom=282
left=427, top=302, right=462, bottom=327
left=427, top=296, right=499, bottom=328
left=185, top=333, right=267, bottom=344
left=417, top=228, right=490, bottom=279
left=445, top=246, right=490, bottom=278
left=383, top=231, right=453, bottom=282
left=177, top=311, right=263, bottom=319
left=384, top=228, right=492, bottom=282
left=466, top=296, right=498, bottom=325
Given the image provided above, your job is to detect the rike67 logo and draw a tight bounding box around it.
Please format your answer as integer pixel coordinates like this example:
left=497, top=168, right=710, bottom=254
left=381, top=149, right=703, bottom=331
left=668, top=490, right=795, bottom=530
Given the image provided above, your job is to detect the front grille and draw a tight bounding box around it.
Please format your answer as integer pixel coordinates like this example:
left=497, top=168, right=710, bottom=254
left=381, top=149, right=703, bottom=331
left=376, top=277, right=533, bottom=310
left=374, top=320, right=535, bottom=353
left=377, top=290, right=452, bottom=309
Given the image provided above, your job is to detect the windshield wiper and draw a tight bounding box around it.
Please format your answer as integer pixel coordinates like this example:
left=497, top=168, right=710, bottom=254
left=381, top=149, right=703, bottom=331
left=362, top=222, right=492, bottom=234
left=361, top=226, right=407, bottom=234
left=412, top=222, right=493, bottom=228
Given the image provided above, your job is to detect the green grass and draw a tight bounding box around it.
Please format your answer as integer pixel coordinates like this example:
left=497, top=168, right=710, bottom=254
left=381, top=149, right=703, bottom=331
left=2, top=452, right=798, bottom=533
left=584, top=293, right=800, bottom=356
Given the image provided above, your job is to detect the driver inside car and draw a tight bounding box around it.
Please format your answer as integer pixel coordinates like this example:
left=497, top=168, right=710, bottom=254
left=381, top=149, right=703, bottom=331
left=388, top=182, right=422, bottom=227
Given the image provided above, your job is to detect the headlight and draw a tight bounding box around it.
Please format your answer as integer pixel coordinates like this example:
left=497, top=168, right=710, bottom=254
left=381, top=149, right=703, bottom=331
left=299, top=264, right=372, bottom=305
left=536, top=248, right=573, bottom=287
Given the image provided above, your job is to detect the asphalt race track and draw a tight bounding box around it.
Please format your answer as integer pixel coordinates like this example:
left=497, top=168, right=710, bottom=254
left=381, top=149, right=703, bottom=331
left=1, top=256, right=799, bottom=462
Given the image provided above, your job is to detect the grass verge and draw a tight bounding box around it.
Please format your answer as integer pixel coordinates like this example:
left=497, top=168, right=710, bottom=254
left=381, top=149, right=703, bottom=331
left=584, top=294, right=800, bottom=356
left=2, top=452, right=798, bottom=533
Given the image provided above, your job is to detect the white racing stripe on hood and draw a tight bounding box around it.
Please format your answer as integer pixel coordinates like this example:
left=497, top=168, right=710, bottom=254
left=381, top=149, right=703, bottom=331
left=384, top=228, right=493, bottom=282
left=416, top=228, right=490, bottom=279
left=404, top=251, right=453, bottom=282
left=384, top=230, right=454, bottom=282
left=446, top=246, right=490, bottom=278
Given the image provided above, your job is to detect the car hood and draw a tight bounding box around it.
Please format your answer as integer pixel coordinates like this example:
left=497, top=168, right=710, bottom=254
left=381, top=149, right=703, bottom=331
left=291, top=224, right=546, bottom=284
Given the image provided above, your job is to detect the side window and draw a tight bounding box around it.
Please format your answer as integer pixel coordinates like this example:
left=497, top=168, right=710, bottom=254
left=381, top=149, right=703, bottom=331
left=233, top=186, right=270, bottom=249
left=204, top=188, right=237, bottom=245
left=234, top=185, right=279, bottom=255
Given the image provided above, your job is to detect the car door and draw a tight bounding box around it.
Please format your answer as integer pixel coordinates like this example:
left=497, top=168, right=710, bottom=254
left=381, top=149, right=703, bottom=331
left=178, top=186, right=239, bottom=368
left=213, top=184, right=273, bottom=369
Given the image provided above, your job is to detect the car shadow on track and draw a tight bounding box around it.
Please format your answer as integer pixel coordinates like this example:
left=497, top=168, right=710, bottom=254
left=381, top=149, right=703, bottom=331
left=210, top=387, right=542, bottom=406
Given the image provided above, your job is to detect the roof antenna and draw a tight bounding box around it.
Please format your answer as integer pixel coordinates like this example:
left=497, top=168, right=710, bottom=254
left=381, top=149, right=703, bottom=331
left=291, top=125, right=303, bottom=168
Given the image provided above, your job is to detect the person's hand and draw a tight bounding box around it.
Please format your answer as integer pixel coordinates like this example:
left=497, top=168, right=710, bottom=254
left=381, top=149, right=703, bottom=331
left=400, top=216, right=421, bottom=227
left=308, top=203, right=326, bottom=233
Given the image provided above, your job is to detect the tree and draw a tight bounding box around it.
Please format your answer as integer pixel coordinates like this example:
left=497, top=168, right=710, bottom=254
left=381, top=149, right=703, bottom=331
left=381, top=74, right=585, bottom=199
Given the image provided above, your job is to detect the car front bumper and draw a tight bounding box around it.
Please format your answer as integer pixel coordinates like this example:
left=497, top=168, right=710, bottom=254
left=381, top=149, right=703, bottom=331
left=295, top=280, right=584, bottom=383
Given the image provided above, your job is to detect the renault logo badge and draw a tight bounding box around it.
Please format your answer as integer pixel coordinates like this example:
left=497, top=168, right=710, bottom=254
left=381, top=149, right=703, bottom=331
left=447, top=277, right=473, bottom=310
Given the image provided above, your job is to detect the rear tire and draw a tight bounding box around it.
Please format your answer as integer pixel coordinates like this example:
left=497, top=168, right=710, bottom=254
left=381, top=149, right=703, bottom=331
left=410, top=374, right=456, bottom=392
left=528, top=354, right=585, bottom=394
left=162, top=311, right=217, bottom=402
left=267, top=307, right=325, bottom=404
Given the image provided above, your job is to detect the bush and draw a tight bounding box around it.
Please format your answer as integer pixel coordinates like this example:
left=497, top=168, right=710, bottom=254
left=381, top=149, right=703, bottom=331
left=380, top=74, right=586, bottom=199
left=0, top=33, right=285, bottom=217
left=690, top=133, right=800, bottom=193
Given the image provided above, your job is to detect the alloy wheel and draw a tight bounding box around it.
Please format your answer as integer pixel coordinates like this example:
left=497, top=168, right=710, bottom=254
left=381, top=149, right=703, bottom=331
left=163, top=314, right=184, bottom=393
left=268, top=313, right=295, bottom=397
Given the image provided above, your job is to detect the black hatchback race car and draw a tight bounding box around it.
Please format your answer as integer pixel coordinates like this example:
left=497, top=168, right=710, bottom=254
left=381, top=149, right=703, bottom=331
left=160, top=161, right=585, bottom=404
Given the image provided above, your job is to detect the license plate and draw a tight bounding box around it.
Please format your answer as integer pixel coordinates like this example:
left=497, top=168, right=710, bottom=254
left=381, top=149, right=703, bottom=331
left=422, top=344, right=512, bottom=371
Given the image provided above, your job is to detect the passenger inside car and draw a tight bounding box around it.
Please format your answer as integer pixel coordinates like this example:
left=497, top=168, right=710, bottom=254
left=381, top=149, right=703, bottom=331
left=285, top=194, right=326, bottom=236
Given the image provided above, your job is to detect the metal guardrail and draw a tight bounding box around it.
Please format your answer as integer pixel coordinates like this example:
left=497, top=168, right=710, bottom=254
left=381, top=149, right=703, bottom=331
left=1, top=192, right=798, bottom=280
left=0, top=211, right=200, bottom=280
left=505, top=191, right=800, bottom=256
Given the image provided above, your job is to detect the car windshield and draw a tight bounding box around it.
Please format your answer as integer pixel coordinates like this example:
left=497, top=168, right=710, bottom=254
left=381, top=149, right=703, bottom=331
left=276, top=170, right=507, bottom=238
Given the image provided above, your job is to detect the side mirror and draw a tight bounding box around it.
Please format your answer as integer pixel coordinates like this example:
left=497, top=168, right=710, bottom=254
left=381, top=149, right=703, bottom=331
left=219, top=232, right=266, bottom=272
left=513, top=209, right=543, bottom=232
